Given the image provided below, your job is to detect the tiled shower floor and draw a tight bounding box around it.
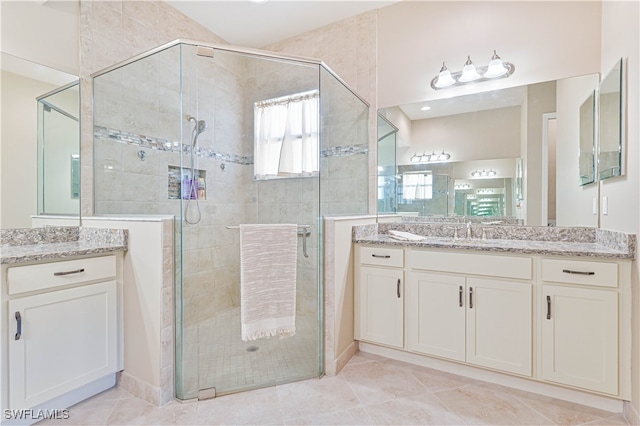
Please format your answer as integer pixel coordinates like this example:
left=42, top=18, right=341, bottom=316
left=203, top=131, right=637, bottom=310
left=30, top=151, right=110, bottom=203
left=196, top=307, right=319, bottom=395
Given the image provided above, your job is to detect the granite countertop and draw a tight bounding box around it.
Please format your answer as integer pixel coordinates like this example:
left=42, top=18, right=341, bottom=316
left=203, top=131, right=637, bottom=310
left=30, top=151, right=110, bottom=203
left=1, top=227, right=128, bottom=265
left=353, top=223, right=636, bottom=260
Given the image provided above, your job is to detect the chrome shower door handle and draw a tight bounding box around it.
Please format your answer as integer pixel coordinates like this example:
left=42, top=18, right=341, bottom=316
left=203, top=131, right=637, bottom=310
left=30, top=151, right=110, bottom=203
left=298, top=228, right=309, bottom=258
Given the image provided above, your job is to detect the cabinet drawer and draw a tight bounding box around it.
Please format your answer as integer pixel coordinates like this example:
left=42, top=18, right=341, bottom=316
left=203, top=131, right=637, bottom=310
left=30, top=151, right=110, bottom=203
left=359, top=246, right=404, bottom=268
left=7, top=255, right=117, bottom=295
left=408, top=250, right=532, bottom=280
left=541, top=259, right=618, bottom=288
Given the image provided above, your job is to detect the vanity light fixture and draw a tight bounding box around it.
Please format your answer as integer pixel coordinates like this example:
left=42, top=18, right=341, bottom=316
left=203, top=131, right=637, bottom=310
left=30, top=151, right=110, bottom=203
left=431, top=50, right=515, bottom=90
left=409, top=150, right=451, bottom=163
left=455, top=183, right=471, bottom=189
left=471, top=169, right=497, bottom=178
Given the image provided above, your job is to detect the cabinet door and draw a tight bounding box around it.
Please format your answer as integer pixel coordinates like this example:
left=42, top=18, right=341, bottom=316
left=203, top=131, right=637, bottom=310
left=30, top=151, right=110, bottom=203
left=355, top=266, right=403, bottom=348
left=466, top=278, right=532, bottom=376
left=541, top=285, right=618, bottom=395
left=8, top=281, right=117, bottom=409
left=407, top=272, right=465, bottom=361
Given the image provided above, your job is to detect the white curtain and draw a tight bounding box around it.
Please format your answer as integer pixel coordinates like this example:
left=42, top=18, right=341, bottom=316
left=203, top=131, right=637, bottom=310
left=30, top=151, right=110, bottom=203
left=403, top=173, right=433, bottom=200
left=254, top=91, right=319, bottom=178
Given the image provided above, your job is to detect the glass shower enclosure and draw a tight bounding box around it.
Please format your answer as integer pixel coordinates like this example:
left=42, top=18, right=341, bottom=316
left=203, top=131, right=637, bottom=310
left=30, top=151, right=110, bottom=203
left=91, top=40, right=369, bottom=400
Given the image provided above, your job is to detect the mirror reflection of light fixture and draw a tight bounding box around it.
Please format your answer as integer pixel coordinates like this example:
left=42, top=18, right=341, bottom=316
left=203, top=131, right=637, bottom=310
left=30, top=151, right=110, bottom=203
left=431, top=50, right=515, bottom=90
left=455, top=183, right=471, bottom=189
left=471, top=169, right=497, bottom=177
left=409, top=150, right=451, bottom=163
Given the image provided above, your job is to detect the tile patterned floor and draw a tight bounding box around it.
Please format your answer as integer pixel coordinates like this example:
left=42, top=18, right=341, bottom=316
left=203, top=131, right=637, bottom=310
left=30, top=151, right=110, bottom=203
left=196, top=307, right=319, bottom=394
left=40, top=351, right=629, bottom=425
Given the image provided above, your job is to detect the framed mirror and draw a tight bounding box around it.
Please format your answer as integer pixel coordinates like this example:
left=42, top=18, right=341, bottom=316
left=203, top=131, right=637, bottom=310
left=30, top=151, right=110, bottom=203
left=578, top=90, right=596, bottom=186
left=598, top=58, right=624, bottom=180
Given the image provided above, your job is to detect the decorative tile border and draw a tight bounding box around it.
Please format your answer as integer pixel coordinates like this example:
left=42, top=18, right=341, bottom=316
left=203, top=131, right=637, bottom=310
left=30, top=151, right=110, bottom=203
left=94, top=126, right=252, bottom=165
left=94, top=126, right=368, bottom=165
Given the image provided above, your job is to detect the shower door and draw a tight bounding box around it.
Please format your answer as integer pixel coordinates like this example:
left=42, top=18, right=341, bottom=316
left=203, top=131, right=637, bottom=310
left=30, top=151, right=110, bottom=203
left=175, top=45, right=323, bottom=399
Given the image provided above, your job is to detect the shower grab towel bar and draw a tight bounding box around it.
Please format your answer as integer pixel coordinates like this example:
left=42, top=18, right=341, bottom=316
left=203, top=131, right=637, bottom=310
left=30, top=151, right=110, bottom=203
left=226, top=225, right=311, bottom=258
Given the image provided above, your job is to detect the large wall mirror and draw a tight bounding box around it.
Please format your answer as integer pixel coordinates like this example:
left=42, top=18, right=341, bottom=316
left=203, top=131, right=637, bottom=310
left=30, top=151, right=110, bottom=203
left=598, top=58, right=624, bottom=181
left=379, top=73, right=600, bottom=227
left=0, top=53, right=79, bottom=228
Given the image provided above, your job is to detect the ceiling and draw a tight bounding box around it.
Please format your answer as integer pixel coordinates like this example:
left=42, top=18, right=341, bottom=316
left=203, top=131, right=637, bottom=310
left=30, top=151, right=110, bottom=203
left=166, top=1, right=396, bottom=48
left=398, top=86, right=528, bottom=121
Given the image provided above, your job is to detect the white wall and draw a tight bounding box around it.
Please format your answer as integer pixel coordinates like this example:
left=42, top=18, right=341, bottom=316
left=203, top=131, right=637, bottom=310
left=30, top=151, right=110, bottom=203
left=377, top=1, right=601, bottom=107
left=598, top=1, right=640, bottom=422
left=399, top=106, right=521, bottom=165
left=555, top=74, right=600, bottom=228
left=0, top=71, right=57, bottom=228
left=0, top=1, right=79, bottom=75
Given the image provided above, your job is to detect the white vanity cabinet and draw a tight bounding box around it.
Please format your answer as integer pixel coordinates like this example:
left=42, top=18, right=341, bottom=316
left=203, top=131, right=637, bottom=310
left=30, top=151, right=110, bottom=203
left=354, top=242, right=633, bottom=406
left=354, top=246, right=404, bottom=349
left=1, top=254, right=122, bottom=419
left=407, top=251, right=532, bottom=376
left=540, top=258, right=621, bottom=395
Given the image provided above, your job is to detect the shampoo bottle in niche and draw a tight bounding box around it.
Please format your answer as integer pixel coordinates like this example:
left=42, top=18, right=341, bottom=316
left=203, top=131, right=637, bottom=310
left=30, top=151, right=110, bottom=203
left=197, top=177, right=206, bottom=200
left=182, top=174, right=196, bottom=200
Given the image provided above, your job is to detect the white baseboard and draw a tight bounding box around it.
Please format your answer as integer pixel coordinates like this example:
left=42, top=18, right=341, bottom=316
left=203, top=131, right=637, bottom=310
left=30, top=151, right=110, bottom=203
left=326, top=341, right=358, bottom=376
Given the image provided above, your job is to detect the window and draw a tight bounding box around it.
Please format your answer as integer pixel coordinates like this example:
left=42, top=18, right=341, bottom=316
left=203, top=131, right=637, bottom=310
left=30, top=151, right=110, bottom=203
left=402, top=172, right=433, bottom=200
left=254, top=90, right=319, bottom=179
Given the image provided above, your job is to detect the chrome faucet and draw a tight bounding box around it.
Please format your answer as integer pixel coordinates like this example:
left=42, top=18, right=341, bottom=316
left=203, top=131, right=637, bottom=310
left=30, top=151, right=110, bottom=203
left=465, top=221, right=472, bottom=239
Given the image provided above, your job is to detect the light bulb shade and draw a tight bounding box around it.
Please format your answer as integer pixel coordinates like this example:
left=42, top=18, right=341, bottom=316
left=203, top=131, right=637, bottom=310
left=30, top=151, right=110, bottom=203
left=484, top=58, right=508, bottom=78
left=410, top=153, right=420, bottom=163
left=459, top=56, right=481, bottom=83
left=434, top=69, right=456, bottom=88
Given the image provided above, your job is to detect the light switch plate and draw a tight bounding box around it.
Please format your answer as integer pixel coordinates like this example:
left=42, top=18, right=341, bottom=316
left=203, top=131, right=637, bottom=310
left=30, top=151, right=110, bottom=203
left=602, top=196, right=609, bottom=215
left=592, top=197, right=598, bottom=215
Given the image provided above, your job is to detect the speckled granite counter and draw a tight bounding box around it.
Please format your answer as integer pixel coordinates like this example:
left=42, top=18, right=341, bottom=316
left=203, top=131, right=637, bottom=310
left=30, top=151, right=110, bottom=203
left=354, top=223, right=636, bottom=259
left=0, top=226, right=128, bottom=264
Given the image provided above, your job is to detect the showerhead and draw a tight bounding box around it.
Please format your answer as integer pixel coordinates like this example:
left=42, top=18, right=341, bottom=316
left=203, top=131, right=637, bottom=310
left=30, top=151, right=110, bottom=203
left=187, top=115, right=207, bottom=135
left=197, top=120, right=207, bottom=134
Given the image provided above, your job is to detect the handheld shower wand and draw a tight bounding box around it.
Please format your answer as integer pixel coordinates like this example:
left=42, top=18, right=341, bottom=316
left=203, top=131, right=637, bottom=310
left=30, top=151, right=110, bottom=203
left=184, top=115, right=207, bottom=225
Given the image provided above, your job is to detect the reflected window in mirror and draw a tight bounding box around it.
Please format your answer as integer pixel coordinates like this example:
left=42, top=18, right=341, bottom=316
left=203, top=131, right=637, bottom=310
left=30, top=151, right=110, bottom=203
left=598, top=58, right=624, bottom=181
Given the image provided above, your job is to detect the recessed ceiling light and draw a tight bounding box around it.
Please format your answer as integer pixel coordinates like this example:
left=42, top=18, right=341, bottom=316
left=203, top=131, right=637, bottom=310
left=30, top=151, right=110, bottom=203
left=249, top=0, right=268, bottom=3
left=420, top=106, right=431, bottom=111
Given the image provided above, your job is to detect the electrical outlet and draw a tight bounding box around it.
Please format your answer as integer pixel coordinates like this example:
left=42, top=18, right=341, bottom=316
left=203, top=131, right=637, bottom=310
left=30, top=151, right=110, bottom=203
left=602, top=196, right=609, bottom=215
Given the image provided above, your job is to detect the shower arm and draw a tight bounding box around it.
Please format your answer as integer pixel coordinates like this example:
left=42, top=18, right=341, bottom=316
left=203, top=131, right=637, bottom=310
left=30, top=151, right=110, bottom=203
left=226, top=225, right=311, bottom=258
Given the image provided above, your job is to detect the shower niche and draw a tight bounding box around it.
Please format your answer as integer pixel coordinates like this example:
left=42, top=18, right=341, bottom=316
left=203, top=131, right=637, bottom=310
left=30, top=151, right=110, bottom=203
left=91, top=40, right=369, bottom=401
left=167, top=166, right=206, bottom=200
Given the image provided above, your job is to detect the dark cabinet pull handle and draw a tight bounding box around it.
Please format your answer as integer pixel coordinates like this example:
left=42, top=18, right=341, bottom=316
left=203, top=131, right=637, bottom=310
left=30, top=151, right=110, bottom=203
left=372, top=254, right=391, bottom=259
left=562, top=269, right=595, bottom=276
left=15, top=312, right=21, bottom=341
left=459, top=286, right=463, bottom=307
left=54, top=268, right=85, bottom=276
left=546, top=295, right=551, bottom=320
left=469, top=287, right=474, bottom=309
left=397, top=279, right=401, bottom=298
